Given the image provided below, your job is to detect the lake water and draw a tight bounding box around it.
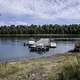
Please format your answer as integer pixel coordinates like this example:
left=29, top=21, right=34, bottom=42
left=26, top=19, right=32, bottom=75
left=0, top=37, right=76, bottom=61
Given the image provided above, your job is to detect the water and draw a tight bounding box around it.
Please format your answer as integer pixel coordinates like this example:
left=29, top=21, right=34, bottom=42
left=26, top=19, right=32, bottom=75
left=0, top=37, right=75, bottom=61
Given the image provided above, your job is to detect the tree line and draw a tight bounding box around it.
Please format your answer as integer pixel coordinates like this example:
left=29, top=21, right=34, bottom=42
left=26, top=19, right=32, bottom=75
left=0, top=24, right=80, bottom=34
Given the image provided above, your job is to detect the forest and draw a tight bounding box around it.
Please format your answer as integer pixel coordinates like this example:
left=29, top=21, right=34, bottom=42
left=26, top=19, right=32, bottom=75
left=0, top=24, right=80, bottom=34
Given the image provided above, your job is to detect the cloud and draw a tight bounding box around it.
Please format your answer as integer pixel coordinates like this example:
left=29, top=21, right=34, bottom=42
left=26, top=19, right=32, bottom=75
left=0, top=0, right=80, bottom=24
left=0, top=21, right=28, bottom=25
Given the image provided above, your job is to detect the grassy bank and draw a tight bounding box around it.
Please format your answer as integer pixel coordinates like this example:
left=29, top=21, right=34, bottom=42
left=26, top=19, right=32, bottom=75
left=0, top=52, right=80, bottom=80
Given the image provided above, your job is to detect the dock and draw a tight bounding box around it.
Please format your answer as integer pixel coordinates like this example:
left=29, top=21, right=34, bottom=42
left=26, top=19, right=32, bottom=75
left=24, top=38, right=56, bottom=52
left=35, top=38, right=50, bottom=46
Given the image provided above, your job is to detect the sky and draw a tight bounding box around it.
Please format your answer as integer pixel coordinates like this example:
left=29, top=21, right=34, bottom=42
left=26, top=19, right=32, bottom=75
left=0, top=0, right=80, bottom=25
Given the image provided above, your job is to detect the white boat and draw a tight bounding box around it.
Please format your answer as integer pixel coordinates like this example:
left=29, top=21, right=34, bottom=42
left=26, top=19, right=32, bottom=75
left=50, top=42, right=56, bottom=48
left=28, top=41, right=35, bottom=45
left=24, top=40, right=35, bottom=46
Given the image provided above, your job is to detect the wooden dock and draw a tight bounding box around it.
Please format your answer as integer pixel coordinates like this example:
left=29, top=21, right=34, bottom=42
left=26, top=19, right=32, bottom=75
left=35, top=38, right=50, bottom=47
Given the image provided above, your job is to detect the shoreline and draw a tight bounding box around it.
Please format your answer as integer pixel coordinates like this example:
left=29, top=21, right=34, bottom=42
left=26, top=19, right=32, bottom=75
left=0, top=34, right=80, bottom=41
left=0, top=52, right=74, bottom=63
left=0, top=51, right=79, bottom=80
left=0, top=34, right=80, bottom=37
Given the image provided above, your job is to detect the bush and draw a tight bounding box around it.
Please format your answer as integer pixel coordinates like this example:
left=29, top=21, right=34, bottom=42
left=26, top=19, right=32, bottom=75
left=73, top=41, right=80, bottom=52
left=57, top=58, right=80, bottom=80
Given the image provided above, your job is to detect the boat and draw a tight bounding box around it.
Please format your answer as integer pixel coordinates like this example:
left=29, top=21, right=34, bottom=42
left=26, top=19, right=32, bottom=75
left=24, top=40, right=35, bottom=47
left=49, top=38, right=56, bottom=48
left=24, top=38, right=56, bottom=52
left=27, top=41, right=35, bottom=45
left=49, top=42, right=56, bottom=48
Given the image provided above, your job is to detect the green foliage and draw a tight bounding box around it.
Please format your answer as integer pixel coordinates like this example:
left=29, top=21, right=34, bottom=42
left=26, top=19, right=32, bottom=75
left=0, top=24, right=80, bottom=34
left=74, top=42, right=80, bottom=52
left=57, top=56, right=80, bottom=80
left=75, top=42, right=80, bottom=48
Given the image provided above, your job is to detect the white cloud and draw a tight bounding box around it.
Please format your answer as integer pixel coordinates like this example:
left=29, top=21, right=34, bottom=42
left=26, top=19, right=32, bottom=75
left=8, top=21, right=28, bottom=25
left=0, top=21, right=29, bottom=25
left=0, top=0, right=80, bottom=19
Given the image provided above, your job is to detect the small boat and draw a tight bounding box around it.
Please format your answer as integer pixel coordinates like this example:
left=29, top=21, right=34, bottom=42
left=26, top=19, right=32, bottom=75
left=24, top=40, right=35, bottom=46
left=49, top=42, right=56, bottom=48
left=27, top=41, right=35, bottom=45
left=29, top=44, right=36, bottom=48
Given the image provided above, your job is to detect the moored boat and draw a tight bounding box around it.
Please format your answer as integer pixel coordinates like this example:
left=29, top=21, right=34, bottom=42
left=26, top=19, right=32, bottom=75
left=49, top=42, right=56, bottom=48
left=24, top=40, right=35, bottom=47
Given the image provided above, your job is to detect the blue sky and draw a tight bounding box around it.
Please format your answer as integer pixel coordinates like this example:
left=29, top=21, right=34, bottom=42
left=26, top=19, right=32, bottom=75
left=0, top=0, right=80, bottom=25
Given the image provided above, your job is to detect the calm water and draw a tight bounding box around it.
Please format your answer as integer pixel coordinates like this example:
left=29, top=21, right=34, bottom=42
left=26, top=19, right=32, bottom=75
left=0, top=37, right=75, bottom=61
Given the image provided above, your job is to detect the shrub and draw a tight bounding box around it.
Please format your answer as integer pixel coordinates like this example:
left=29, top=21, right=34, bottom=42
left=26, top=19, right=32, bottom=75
left=74, top=41, right=80, bottom=52
left=57, top=58, right=80, bottom=80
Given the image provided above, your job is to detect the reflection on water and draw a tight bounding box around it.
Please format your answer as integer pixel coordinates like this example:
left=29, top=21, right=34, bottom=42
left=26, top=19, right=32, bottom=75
left=0, top=37, right=75, bottom=61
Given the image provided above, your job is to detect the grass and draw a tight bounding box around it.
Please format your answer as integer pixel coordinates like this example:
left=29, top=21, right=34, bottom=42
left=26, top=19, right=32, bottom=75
left=0, top=52, right=80, bottom=80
